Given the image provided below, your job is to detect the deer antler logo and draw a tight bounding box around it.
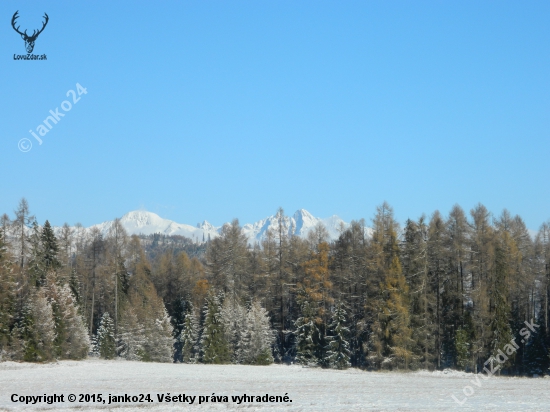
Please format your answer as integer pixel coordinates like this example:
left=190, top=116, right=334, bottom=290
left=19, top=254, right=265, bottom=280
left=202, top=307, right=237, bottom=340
left=11, top=11, right=49, bottom=54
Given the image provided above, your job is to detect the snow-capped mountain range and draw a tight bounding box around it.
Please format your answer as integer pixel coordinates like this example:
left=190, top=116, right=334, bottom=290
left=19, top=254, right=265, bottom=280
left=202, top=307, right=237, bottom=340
left=88, top=209, right=348, bottom=244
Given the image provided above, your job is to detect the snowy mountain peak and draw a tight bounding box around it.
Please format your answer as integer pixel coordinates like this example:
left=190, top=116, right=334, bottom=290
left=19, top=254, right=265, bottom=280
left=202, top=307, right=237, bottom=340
left=87, top=209, right=350, bottom=245
left=121, top=210, right=164, bottom=228
left=198, top=220, right=217, bottom=232
left=292, top=209, right=318, bottom=236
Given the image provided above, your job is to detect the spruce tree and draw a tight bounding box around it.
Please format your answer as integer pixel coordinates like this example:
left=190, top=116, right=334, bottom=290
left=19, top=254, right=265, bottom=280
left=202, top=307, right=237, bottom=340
left=221, top=298, right=246, bottom=362
left=524, top=312, right=548, bottom=376
left=69, top=269, right=80, bottom=304
left=455, top=328, right=470, bottom=371
left=325, top=303, right=351, bottom=369
left=146, top=307, right=174, bottom=362
left=239, top=301, right=274, bottom=365
left=455, top=310, right=475, bottom=371
left=171, top=298, right=187, bottom=363
left=12, top=290, right=56, bottom=362
left=179, top=306, right=199, bottom=363
left=59, top=284, right=89, bottom=359
left=46, top=276, right=89, bottom=360
left=117, top=307, right=144, bottom=361
left=200, top=293, right=230, bottom=364
left=97, top=312, right=116, bottom=359
left=294, top=298, right=321, bottom=367
left=41, top=221, right=60, bottom=272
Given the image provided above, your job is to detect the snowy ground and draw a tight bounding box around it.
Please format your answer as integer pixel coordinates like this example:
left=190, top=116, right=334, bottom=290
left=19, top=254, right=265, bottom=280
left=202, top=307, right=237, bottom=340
left=0, top=360, right=549, bottom=411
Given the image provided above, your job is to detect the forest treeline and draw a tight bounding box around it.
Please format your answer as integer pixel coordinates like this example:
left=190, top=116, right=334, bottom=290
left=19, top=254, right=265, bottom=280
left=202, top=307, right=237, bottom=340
left=0, top=199, right=549, bottom=375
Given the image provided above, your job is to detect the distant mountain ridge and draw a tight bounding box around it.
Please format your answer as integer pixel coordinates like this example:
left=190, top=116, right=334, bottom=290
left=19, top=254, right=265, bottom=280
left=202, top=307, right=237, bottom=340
left=89, top=209, right=349, bottom=244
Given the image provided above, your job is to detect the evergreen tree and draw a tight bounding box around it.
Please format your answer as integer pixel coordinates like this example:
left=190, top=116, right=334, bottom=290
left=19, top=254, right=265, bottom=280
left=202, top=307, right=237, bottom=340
left=325, top=302, right=351, bottom=369
left=69, top=269, right=80, bottom=304
left=455, top=328, right=470, bottom=371
left=90, top=335, right=100, bottom=357
left=524, top=312, right=548, bottom=376
left=179, top=305, right=199, bottom=363
left=200, top=293, right=230, bottom=364
left=145, top=307, right=174, bottom=362
left=294, top=298, right=321, bottom=367
left=58, top=284, right=90, bottom=359
left=455, top=310, right=476, bottom=371
left=239, top=301, right=274, bottom=365
left=117, top=306, right=145, bottom=361
left=97, top=312, right=116, bottom=359
left=41, top=221, right=61, bottom=272
left=46, top=276, right=89, bottom=360
left=221, top=297, right=247, bottom=362
left=171, top=298, right=187, bottom=363
left=333, top=220, right=369, bottom=368
left=11, top=290, right=56, bottom=362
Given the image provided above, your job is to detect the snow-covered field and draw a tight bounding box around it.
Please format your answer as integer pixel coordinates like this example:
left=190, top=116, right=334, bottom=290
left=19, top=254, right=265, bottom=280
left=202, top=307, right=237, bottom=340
left=0, top=360, right=549, bottom=411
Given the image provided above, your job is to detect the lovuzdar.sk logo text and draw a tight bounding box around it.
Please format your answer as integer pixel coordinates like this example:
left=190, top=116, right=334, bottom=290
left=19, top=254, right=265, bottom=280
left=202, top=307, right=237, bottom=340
left=11, top=10, right=48, bottom=60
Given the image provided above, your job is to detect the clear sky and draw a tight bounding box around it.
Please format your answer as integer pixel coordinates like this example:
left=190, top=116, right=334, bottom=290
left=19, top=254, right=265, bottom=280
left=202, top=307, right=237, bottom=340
left=1, top=1, right=549, bottom=230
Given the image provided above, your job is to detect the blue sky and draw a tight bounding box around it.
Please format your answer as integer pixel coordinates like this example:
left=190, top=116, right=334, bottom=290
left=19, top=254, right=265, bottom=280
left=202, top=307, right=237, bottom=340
left=1, top=1, right=549, bottom=230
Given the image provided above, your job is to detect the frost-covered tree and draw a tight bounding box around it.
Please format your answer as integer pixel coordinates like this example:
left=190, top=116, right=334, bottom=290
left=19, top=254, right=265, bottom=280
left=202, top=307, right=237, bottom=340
left=11, top=290, right=56, bottom=362
left=122, top=246, right=174, bottom=362
left=0, top=230, right=16, bottom=357
left=179, top=304, right=199, bottom=363
left=325, top=303, right=351, bottom=369
left=171, top=298, right=187, bottom=363
left=221, top=298, right=247, bottom=362
left=46, top=277, right=89, bottom=360
left=118, top=294, right=174, bottom=363
left=294, top=299, right=321, bottom=367
left=117, top=307, right=145, bottom=361
left=58, top=284, right=89, bottom=359
left=239, top=301, right=274, bottom=365
left=90, top=335, right=100, bottom=357
left=97, top=312, right=116, bottom=359
left=200, top=293, right=230, bottom=364
left=144, top=307, right=174, bottom=362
